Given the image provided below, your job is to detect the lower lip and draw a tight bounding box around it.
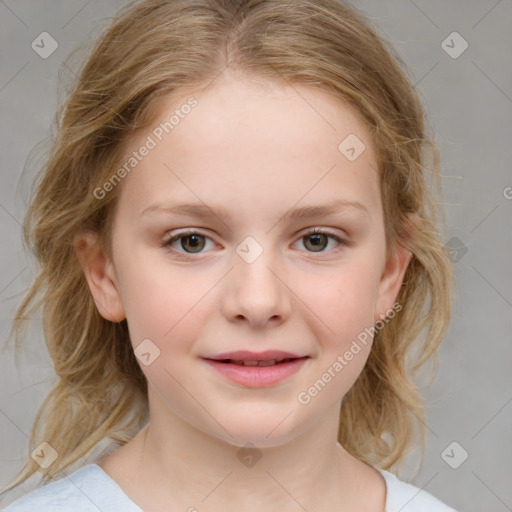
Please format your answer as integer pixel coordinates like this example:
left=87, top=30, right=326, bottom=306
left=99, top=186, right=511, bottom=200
left=202, top=358, right=309, bottom=388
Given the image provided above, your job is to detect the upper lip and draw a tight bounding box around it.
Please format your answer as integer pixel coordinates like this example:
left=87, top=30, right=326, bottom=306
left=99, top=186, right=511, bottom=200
left=202, top=350, right=307, bottom=361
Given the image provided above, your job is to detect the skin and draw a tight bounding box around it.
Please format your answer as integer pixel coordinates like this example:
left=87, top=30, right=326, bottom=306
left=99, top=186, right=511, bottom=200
left=76, top=71, right=412, bottom=512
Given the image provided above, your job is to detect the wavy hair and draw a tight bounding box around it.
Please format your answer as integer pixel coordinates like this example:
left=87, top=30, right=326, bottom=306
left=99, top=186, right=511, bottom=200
left=1, top=0, right=453, bottom=494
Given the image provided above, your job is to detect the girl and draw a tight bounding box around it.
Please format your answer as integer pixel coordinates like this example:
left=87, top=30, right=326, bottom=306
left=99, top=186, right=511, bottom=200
left=1, top=0, right=457, bottom=510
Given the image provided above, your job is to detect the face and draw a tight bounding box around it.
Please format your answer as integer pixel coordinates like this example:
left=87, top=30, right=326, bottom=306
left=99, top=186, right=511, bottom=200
left=79, top=73, right=411, bottom=448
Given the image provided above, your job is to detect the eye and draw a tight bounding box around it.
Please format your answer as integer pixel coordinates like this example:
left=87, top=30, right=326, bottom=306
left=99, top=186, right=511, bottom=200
left=161, top=229, right=216, bottom=256
left=160, top=227, right=349, bottom=259
left=294, top=227, right=348, bottom=253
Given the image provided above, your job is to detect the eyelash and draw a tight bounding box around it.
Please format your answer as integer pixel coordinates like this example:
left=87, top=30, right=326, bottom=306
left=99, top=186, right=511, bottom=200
left=160, top=227, right=350, bottom=259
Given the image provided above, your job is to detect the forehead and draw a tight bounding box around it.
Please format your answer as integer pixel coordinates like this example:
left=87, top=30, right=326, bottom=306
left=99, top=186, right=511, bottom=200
left=116, top=74, right=380, bottom=222
left=157, top=75, right=375, bottom=160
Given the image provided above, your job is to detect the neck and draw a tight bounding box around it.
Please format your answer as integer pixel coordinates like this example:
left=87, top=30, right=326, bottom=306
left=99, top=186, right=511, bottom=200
left=115, top=390, right=385, bottom=512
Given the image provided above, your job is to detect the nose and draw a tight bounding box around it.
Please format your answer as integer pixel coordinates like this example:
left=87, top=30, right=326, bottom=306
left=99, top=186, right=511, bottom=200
left=220, top=241, right=292, bottom=329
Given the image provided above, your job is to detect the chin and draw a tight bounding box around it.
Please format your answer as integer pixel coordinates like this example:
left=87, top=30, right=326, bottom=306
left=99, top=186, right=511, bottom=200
left=205, top=414, right=303, bottom=450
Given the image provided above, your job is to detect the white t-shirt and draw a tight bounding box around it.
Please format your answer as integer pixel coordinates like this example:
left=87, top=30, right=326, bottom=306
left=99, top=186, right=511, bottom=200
left=1, top=463, right=457, bottom=511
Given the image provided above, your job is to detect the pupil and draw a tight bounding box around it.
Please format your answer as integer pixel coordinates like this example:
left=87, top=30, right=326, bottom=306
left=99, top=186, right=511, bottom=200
left=179, top=234, right=327, bottom=253
left=306, top=233, right=327, bottom=252
left=183, top=235, right=205, bottom=252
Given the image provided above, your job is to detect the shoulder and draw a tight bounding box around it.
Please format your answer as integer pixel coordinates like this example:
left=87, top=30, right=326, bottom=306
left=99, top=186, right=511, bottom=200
left=1, top=464, right=142, bottom=512
left=377, top=469, right=458, bottom=512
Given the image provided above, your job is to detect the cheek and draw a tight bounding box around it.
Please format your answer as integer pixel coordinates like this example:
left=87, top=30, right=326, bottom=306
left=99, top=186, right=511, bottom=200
left=117, top=252, right=212, bottom=351
left=119, top=261, right=213, bottom=406
left=307, top=260, right=381, bottom=344
left=297, top=257, right=382, bottom=397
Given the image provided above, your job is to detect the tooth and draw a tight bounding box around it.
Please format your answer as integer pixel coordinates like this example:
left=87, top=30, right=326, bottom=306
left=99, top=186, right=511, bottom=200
left=257, top=359, right=277, bottom=367
left=227, top=359, right=283, bottom=366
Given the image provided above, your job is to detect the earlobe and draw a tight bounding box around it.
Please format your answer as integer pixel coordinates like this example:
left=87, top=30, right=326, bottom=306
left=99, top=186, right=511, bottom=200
left=74, top=231, right=126, bottom=322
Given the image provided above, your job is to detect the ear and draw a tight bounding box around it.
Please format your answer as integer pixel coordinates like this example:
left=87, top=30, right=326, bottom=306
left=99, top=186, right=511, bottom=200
left=374, top=242, right=412, bottom=323
left=374, top=216, right=416, bottom=323
left=74, top=231, right=126, bottom=322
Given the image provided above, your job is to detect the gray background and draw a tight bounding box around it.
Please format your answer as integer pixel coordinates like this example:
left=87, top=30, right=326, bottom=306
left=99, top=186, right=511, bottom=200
left=1, top=1, right=511, bottom=510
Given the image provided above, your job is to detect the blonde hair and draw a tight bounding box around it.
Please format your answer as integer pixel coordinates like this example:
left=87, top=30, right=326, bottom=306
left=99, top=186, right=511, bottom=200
left=1, top=0, right=453, bottom=494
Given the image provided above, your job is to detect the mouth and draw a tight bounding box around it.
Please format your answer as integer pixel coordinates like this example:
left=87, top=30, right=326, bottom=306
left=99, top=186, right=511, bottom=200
left=201, top=352, right=310, bottom=387
left=213, top=357, right=303, bottom=367
left=203, top=349, right=307, bottom=362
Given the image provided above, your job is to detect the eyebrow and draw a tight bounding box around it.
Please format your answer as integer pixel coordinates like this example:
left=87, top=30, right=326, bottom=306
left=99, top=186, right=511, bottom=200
left=140, top=199, right=369, bottom=221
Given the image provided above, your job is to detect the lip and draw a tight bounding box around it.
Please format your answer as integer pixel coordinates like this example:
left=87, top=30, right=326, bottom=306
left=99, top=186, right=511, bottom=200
left=203, top=350, right=305, bottom=361
left=202, top=354, right=309, bottom=388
